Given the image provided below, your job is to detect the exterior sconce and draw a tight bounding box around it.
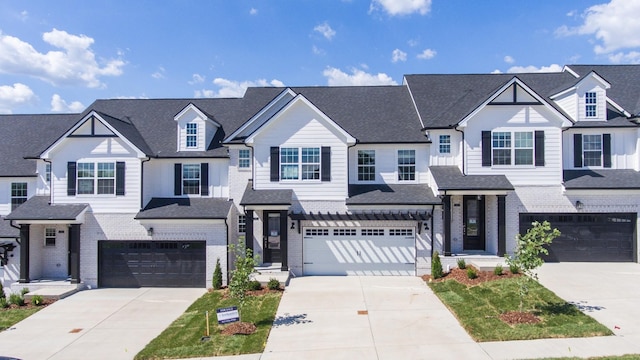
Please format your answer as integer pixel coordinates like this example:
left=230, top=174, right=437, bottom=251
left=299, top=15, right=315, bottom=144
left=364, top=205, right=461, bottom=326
left=575, top=201, right=584, bottom=210
left=423, top=222, right=429, bottom=231
left=290, top=222, right=295, bottom=230
left=147, top=227, right=154, bottom=236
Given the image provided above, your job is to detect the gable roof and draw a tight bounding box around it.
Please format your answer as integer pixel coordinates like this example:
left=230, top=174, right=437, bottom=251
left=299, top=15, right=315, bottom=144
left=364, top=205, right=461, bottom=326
left=0, top=113, right=79, bottom=176
left=5, top=196, right=88, bottom=221
left=404, top=72, right=578, bottom=129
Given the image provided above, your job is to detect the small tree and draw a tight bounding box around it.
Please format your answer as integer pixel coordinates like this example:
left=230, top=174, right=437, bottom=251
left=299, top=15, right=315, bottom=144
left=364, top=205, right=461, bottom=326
left=431, top=251, right=443, bottom=279
left=228, top=238, right=260, bottom=311
left=212, top=258, right=223, bottom=290
left=506, top=220, right=560, bottom=311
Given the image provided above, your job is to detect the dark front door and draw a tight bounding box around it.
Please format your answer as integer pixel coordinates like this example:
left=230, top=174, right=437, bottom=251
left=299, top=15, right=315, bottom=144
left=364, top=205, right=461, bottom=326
left=263, top=212, right=282, bottom=263
left=463, top=195, right=485, bottom=250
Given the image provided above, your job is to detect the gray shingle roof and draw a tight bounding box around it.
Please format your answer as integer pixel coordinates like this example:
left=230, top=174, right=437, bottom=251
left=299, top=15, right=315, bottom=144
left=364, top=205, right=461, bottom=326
left=135, top=197, right=233, bottom=219
left=240, top=182, right=293, bottom=206
left=5, top=196, right=88, bottom=221
left=347, top=184, right=440, bottom=205
left=563, top=169, right=640, bottom=189
left=0, top=114, right=79, bottom=176
left=567, top=65, right=640, bottom=116
left=0, top=217, right=19, bottom=238
left=430, top=166, right=514, bottom=191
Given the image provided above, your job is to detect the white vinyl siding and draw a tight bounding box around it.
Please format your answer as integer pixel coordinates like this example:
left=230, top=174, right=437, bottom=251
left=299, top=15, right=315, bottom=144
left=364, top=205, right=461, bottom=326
left=563, top=129, right=638, bottom=170
left=349, top=144, right=429, bottom=184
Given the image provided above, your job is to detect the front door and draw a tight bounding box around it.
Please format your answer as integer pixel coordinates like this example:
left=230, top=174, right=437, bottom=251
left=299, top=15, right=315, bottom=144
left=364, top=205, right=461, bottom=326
left=463, top=195, right=485, bottom=250
left=263, top=212, right=282, bottom=263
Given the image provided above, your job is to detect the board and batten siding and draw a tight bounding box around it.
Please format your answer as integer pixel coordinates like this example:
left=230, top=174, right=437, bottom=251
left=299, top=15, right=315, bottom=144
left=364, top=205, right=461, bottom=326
left=252, top=100, right=349, bottom=200
left=464, top=105, right=564, bottom=186
left=562, top=128, right=639, bottom=170
left=427, top=130, right=461, bottom=167
left=48, top=137, right=142, bottom=213
left=347, top=144, right=430, bottom=184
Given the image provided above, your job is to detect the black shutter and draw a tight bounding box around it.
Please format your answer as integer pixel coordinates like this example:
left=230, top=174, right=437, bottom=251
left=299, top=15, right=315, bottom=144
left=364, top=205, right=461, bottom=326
left=573, top=134, right=583, bottom=168
left=270, top=147, right=279, bottom=182
left=321, top=146, right=331, bottom=182
left=481, top=131, right=491, bottom=167
left=174, top=163, right=182, bottom=195
left=200, top=163, right=209, bottom=196
left=603, top=133, right=612, bottom=168
left=116, top=162, right=125, bottom=196
left=67, top=162, right=76, bottom=196
left=534, top=131, right=545, bottom=166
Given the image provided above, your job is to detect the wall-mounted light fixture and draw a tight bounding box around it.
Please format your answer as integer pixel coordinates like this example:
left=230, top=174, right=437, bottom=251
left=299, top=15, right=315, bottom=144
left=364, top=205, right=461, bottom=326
left=147, top=227, right=154, bottom=236
left=290, top=222, right=295, bottom=230
left=423, top=222, right=429, bottom=231
left=575, top=201, right=584, bottom=210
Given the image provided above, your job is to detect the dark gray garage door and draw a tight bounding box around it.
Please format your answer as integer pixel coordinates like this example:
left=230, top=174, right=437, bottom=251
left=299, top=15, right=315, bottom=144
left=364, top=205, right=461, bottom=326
left=98, top=241, right=206, bottom=287
left=519, top=213, right=636, bottom=262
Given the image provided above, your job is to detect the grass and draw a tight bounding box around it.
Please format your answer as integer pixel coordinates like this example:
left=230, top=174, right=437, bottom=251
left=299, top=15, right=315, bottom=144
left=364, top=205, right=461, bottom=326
left=542, top=356, right=640, bottom=360
left=429, top=277, right=612, bottom=342
left=0, top=306, right=43, bottom=331
left=135, top=290, right=282, bottom=359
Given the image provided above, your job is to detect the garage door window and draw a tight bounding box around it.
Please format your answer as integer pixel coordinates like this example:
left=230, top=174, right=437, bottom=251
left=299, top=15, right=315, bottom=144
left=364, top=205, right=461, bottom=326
left=389, top=229, right=413, bottom=236
left=306, top=228, right=329, bottom=236
left=333, top=229, right=356, bottom=236
left=362, top=229, right=384, bottom=236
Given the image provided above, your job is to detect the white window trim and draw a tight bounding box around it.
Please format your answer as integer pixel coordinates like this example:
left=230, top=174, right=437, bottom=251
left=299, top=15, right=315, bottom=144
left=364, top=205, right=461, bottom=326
left=397, top=149, right=416, bottom=182
left=238, top=215, right=246, bottom=234
left=585, top=92, right=597, bottom=118
left=491, top=131, right=535, bottom=167
left=238, top=149, right=251, bottom=170
left=10, top=182, right=27, bottom=211
left=76, top=162, right=116, bottom=196
left=439, top=135, right=451, bottom=154
left=582, top=134, right=603, bottom=168
left=44, top=228, right=56, bottom=247
left=186, top=123, right=198, bottom=148
left=357, top=149, right=376, bottom=182
left=280, top=146, right=321, bottom=182
left=182, top=163, right=201, bottom=195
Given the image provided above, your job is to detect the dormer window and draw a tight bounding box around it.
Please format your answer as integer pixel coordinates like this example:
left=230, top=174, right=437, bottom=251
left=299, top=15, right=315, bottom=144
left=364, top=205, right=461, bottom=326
left=186, top=123, right=197, bottom=148
left=585, top=92, right=597, bottom=118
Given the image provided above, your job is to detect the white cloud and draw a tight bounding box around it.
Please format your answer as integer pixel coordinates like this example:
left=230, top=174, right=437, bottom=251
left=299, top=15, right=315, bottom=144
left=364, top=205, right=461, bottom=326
left=188, top=73, right=205, bottom=84
left=556, top=0, right=640, bottom=57
left=314, top=22, right=336, bottom=40
left=0, top=29, right=125, bottom=88
left=392, top=49, right=407, bottom=63
left=312, top=45, right=325, bottom=55
left=0, top=83, right=35, bottom=114
left=50, top=94, right=84, bottom=113
left=370, top=0, right=432, bottom=16
left=323, top=67, right=397, bottom=86
left=608, top=51, right=640, bottom=64
left=249, top=8, right=258, bottom=15
left=506, top=64, right=563, bottom=73
left=504, top=55, right=515, bottom=64
left=407, top=39, right=419, bottom=47
left=417, top=48, right=436, bottom=60
left=197, top=78, right=285, bottom=98
left=151, top=66, right=165, bottom=79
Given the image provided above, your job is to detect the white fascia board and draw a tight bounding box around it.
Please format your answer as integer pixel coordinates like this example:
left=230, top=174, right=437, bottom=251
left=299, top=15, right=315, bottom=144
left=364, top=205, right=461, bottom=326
left=458, top=77, right=573, bottom=128
left=607, top=98, right=632, bottom=117
left=174, top=103, right=221, bottom=127
left=224, top=88, right=297, bottom=143
left=562, top=65, right=580, bottom=78
left=549, top=86, right=577, bottom=100
left=403, top=77, right=425, bottom=129
left=40, top=111, right=146, bottom=159
left=245, top=93, right=357, bottom=145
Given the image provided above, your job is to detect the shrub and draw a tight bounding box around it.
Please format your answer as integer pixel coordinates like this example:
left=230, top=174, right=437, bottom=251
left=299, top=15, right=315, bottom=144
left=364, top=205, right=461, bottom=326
left=509, top=263, right=520, bottom=274
left=228, top=237, right=260, bottom=311
left=431, top=251, right=443, bottom=279
left=0, top=281, right=5, bottom=300
left=456, top=258, right=466, bottom=269
left=248, top=280, right=262, bottom=291
left=31, top=295, right=44, bottom=306
left=212, top=258, right=223, bottom=290
left=9, top=293, right=25, bottom=306
left=494, top=264, right=504, bottom=276
left=0, top=297, right=8, bottom=309
left=466, top=267, right=477, bottom=279
left=267, top=278, right=280, bottom=290
left=20, top=288, right=29, bottom=296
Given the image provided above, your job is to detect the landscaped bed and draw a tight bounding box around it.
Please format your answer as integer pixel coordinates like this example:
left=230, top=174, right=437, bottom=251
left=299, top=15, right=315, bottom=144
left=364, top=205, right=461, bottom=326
left=425, top=267, right=612, bottom=342
left=0, top=295, right=54, bottom=331
left=134, top=288, right=282, bottom=360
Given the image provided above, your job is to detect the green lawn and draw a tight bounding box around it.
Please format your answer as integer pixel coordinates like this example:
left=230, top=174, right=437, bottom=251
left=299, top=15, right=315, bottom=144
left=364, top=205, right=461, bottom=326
left=429, top=277, right=612, bottom=342
left=542, top=356, right=640, bottom=360
left=135, top=290, right=282, bottom=359
left=0, top=306, right=43, bottom=331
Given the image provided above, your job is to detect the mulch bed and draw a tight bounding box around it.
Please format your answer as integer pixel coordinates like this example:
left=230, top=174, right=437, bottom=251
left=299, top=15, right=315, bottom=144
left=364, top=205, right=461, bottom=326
left=2, top=298, right=56, bottom=310
left=499, top=311, right=541, bottom=325
left=422, top=266, right=520, bottom=286
left=220, top=321, right=257, bottom=335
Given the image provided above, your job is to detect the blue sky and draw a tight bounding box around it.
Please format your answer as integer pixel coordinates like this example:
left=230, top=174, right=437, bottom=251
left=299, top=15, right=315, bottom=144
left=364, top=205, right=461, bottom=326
left=1, top=0, right=639, bottom=114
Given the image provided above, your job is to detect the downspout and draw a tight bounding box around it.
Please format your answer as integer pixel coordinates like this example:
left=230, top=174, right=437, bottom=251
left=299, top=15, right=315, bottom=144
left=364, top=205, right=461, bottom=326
left=224, top=215, right=230, bottom=286
left=454, top=126, right=466, bottom=175
left=429, top=204, right=435, bottom=257
left=9, top=221, right=21, bottom=245
left=244, top=143, right=255, bottom=190
left=140, top=157, right=151, bottom=210
left=43, top=159, right=53, bottom=204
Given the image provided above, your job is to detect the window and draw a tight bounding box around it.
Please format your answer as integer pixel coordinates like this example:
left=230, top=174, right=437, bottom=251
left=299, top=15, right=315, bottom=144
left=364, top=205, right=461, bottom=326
left=11, top=182, right=27, bottom=211
left=238, top=149, right=251, bottom=168
left=45, top=163, right=51, bottom=182
left=389, top=229, right=413, bottom=236
left=583, top=134, right=602, bottom=167
left=362, top=229, right=385, bottom=236
left=357, top=150, right=375, bottom=181
left=585, top=92, right=597, bottom=118
left=439, top=135, right=451, bottom=154
left=186, top=123, right=197, bottom=148
left=238, top=215, right=246, bottom=233
left=305, top=228, right=329, bottom=236
left=280, top=147, right=321, bottom=181
left=45, top=228, right=56, bottom=247
left=397, top=150, right=416, bottom=181
left=333, top=229, right=357, bottom=236
left=492, top=131, right=533, bottom=166
left=77, top=162, right=115, bottom=195
left=182, top=164, right=201, bottom=194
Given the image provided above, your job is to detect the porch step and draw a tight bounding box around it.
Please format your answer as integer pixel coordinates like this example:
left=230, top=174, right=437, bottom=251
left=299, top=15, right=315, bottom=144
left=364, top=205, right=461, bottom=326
left=467, top=259, right=507, bottom=272
left=24, top=286, right=82, bottom=300
left=252, top=263, right=291, bottom=287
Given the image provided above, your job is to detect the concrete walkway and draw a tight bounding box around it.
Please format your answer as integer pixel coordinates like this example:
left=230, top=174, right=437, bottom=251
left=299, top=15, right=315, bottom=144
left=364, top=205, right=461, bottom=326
left=0, top=287, right=205, bottom=360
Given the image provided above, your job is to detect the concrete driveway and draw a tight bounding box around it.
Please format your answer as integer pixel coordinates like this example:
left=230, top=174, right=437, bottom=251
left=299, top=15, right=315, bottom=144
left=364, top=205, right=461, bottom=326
left=0, top=287, right=205, bottom=360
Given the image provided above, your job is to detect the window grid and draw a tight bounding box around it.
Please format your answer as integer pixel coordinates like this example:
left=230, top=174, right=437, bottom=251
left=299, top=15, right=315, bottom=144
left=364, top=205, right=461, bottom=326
left=397, top=150, right=416, bottom=181
left=585, top=92, right=597, bottom=118
left=182, top=164, right=201, bottom=195
left=389, top=229, right=413, bottom=236
left=186, top=123, right=197, bottom=148
left=11, top=182, right=27, bottom=211
left=305, top=228, right=329, bottom=236
left=77, top=163, right=95, bottom=194
left=45, top=228, right=56, bottom=247
left=492, top=131, right=534, bottom=166
left=301, top=148, right=320, bottom=180
left=238, top=149, right=251, bottom=168
left=492, top=132, right=511, bottom=165
left=280, top=148, right=299, bottom=180
left=280, top=147, right=321, bottom=181
left=583, top=134, right=602, bottom=167
left=333, top=229, right=357, bottom=236
left=439, top=135, right=451, bottom=154
left=361, top=229, right=385, bottom=236
left=357, top=150, right=375, bottom=181
left=514, top=132, right=533, bottom=165
left=97, top=163, right=115, bottom=194
left=238, top=215, right=246, bottom=233
left=77, top=162, right=116, bottom=195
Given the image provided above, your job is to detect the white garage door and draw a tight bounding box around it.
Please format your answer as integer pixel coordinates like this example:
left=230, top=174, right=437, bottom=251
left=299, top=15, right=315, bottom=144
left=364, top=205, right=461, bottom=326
left=303, top=227, right=416, bottom=275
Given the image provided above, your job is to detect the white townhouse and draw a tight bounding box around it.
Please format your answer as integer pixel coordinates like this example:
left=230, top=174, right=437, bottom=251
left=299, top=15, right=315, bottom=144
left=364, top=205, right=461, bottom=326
left=0, top=64, right=639, bottom=293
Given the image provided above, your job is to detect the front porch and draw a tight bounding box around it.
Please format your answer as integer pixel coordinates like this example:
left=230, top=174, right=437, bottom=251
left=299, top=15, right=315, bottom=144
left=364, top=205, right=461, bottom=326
left=252, top=263, right=291, bottom=286
left=10, top=278, right=85, bottom=300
